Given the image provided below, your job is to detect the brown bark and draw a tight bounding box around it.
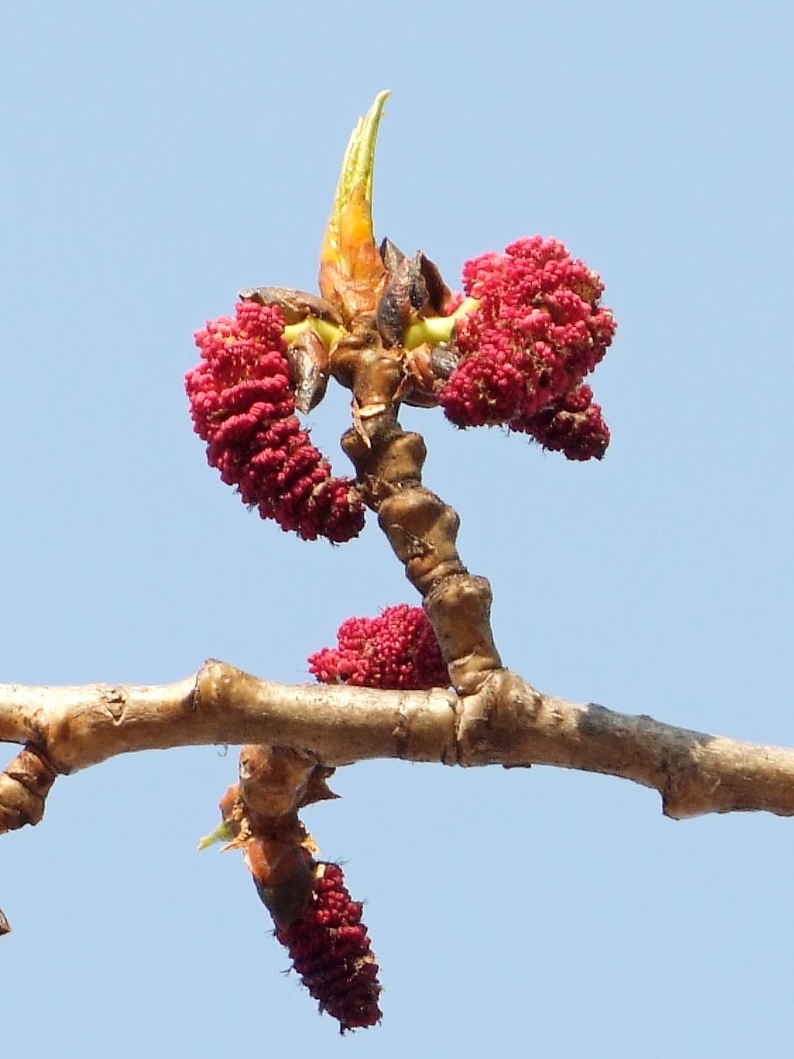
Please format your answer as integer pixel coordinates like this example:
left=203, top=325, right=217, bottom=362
left=3, top=662, right=794, bottom=834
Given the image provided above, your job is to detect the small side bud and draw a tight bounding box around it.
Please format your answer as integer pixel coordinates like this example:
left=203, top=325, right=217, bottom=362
left=197, top=821, right=236, bottom=851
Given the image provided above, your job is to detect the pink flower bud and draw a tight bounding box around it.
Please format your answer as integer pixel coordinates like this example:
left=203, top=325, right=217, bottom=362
left=186, top=302, right=365, bottom=542
left=308, top=604, right=449, bottom=690
left=276, top=862, right=382, bottom=1032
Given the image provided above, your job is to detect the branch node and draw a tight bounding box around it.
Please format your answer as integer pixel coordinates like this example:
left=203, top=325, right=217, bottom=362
left=0, top=744, right=58, bottom=833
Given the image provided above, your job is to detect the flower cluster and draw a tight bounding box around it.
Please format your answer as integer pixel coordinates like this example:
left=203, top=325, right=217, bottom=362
left=186, top=301, right=365, bottom=542
left=438, top=236, right=616, bottom=459
left=276, top=862, right=382, bottom=1032
left=308, top=604, right=449, bottom=690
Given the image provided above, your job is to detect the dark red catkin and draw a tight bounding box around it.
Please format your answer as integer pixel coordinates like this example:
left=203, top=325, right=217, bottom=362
left=186, top=300, right=365, bottom=541
left=276, top=862, right=382, bottom=1032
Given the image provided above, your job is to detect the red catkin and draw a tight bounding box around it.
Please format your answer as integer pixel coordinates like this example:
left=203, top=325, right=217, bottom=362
left=439, top=236, right=616, bottom=459
left=276, top=862, right=382, bottom=1032
left=186, top=301, right=365, bottom=542
left=308, top=604, right=449, bottom=690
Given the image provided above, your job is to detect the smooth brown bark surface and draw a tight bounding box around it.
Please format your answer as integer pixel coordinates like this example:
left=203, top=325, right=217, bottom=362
left=3, top=662, right=794, bottom=835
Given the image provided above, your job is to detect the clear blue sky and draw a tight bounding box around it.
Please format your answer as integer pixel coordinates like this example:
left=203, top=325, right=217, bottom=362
left=2, top=2, right=793, bottom=1055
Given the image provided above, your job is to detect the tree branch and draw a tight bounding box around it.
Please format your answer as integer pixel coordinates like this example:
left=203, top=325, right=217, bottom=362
left=3, top=663, right=794, bottom=834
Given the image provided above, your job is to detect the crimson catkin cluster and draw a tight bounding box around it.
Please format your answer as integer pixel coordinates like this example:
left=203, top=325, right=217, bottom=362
left=186, top=301, right=365, bottom=542
left=440, top=236, right=616, bottom=459
left=308, top=604, right=449, bottom=690
left=276, top=862, right=382, bottom=1032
